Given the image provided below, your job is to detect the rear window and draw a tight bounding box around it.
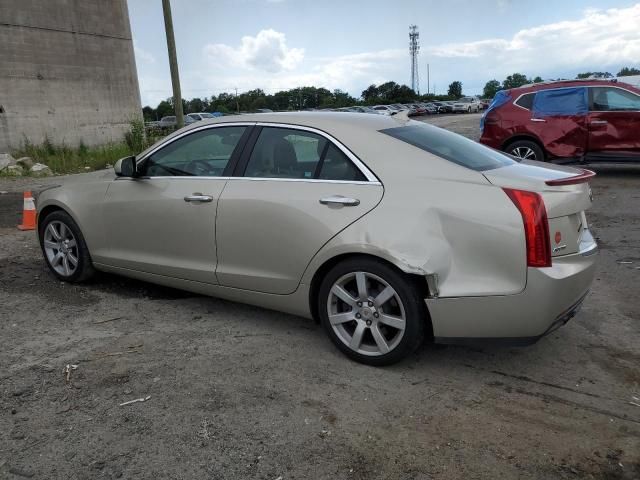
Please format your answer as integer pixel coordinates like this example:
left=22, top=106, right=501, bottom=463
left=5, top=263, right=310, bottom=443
left=380, top=123, right=515, bottom=171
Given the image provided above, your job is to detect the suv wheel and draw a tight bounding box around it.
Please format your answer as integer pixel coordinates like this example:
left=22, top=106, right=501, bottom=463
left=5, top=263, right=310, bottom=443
left=318, top=258, right=426, bottom=366
left=506, top=140, right=545, bottom=162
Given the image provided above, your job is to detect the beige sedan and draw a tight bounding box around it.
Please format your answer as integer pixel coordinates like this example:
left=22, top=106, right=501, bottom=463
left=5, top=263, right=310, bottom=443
left=36, top=112, right=597, bottom=365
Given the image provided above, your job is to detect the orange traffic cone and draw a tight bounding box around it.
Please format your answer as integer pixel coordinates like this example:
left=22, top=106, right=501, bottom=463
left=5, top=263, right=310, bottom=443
left=17, top=190, right=36, bottom=231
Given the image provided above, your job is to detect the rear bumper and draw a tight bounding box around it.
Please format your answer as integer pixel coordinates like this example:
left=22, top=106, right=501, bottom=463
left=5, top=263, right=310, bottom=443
left=427, top=240, right=597, bottom=344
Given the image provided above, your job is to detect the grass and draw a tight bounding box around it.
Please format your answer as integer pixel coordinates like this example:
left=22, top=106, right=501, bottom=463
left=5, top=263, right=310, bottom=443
left=4, top=119, right=163, bottom=176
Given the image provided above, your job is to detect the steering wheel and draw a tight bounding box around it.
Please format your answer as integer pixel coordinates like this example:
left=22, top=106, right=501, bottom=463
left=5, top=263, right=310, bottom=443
left=186, top=159, right=216, bottom=176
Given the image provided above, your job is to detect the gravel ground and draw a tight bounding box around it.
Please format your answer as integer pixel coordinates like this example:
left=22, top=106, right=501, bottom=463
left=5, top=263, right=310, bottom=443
left=1, top=113, right=639, bottom=480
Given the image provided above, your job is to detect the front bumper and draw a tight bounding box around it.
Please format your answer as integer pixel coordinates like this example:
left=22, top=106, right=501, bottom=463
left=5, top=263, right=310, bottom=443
left=427, top=240, right=598, bottom=345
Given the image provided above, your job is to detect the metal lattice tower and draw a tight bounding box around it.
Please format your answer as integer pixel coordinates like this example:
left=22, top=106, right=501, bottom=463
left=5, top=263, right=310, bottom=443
left=409, top=25, right=420, bottom=94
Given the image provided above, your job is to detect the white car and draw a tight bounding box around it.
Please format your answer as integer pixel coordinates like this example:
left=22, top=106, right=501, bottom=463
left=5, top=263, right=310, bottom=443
left=372, top=105, right=396, bottom=116
left=187, top=112, right=216, bottom=121
left=452, top=97, right=482, bottom=113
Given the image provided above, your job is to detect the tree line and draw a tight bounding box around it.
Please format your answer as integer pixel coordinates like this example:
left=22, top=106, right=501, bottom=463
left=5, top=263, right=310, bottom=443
left=142, top=66, right=640, bottom=120
left=143, top=82, right=464, bottom=121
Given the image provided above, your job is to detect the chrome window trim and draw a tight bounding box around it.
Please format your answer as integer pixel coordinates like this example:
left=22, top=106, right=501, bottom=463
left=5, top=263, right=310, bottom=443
left=135, top=120, right=380, bottom=184
left=125, top=176, right=381, bottom=186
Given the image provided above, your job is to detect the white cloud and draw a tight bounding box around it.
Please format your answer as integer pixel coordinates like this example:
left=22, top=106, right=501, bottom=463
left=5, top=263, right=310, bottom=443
left=204, top=29, right=304, bottom=73
left=426, top=4, right=640, bottom=71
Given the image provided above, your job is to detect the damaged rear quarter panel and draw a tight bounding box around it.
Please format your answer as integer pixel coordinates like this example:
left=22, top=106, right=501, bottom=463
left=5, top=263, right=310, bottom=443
left=303, top=164, right=526, bottom=298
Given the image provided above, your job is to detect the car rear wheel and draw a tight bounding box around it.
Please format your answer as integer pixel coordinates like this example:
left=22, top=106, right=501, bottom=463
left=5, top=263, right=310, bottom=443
left=39, top=210, right=95, bottom=282
left=318, top=258, right=426, bottom=366
left=506, top=140, right=545, bottom=162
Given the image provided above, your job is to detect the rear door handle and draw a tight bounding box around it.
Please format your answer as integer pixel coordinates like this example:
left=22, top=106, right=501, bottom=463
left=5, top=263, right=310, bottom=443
left=319, top=195, right=360, bottom=207
left=590, top=120, right=608, bottom=125
left=531, top=118, right=546, bottom=123
left=184, top=193, right=214, bottom=203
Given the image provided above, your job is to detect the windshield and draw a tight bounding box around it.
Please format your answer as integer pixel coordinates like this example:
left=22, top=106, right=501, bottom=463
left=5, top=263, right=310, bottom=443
left=458, top=97, right=472, bottom=103
left=200, top=113, right=214, bottom=118
left=379, top=123, right=515, bottom=171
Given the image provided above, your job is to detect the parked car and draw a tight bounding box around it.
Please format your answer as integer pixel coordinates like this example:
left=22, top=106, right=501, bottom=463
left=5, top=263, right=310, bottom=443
left=452, top=97, right=482, bottom=113
left=158, top=115, right=196, bottom=129
left=348, top=106, right=380, bottom=115
left=187, top=112, right=216, bottom=121
left=480, top=79, right=640, bottom=163
left=432, top=101, right=452, bottom=113
left=372, top=105, right=396, bottom=115
left=420, top=103, right=438, bottom=114
left=37, top=112, right=597, bottom=365
left=409, top=104, right=427, bottom=115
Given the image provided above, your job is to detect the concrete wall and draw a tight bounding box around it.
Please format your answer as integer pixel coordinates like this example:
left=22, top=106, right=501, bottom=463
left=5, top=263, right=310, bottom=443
left=0, top=0, right=142, bottom=151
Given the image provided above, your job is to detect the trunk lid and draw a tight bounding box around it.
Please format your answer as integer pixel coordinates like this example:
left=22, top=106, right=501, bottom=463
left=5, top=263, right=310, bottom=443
left=483, top=160, right=594, bottom=257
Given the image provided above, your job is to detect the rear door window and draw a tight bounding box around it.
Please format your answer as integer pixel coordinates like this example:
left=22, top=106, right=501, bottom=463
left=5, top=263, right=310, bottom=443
left=380, top=123, right=515, bottom=171
left=244, top=127, right=366, bottom=181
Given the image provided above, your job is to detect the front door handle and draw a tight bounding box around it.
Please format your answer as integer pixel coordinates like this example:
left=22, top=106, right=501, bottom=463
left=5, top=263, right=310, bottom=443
left=590, top=120, right=608, bottom=125
left=531, top=118, right=546, bottom=123
left=184, top=193, right=214, bottom=203
left=319, top=195, right=360, bottom=207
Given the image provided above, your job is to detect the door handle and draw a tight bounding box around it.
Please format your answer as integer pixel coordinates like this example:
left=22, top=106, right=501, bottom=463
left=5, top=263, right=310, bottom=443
left=184, top=193, right=214, bottom=203
left=319, top=195, right=360, bottom=207
left=530, top=118, right=546, bottom=123
left=590, top=120, right=608, bottom=125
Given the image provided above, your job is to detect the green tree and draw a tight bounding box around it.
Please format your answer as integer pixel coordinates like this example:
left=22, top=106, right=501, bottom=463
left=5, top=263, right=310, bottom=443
left=361, top=84, right=380, bottom=103
left=532, top=76, right=544, bottom=83
left=617, top=67, right=640, bottom=77
left=575, top=71, right=612, bottom=79
left=502, top=73, right=529, bottom=89
left=142, top=106, right=155, bottom=121
left=447, top=81, right=463, bottom=98
left=482, top=80, right=501, bottom=99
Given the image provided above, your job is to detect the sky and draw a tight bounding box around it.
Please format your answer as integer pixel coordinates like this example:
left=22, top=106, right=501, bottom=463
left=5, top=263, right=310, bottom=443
left=128, top=0, right=640, bottom=107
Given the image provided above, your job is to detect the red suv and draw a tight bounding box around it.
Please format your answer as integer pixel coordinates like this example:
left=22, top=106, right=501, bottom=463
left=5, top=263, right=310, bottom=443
left=480, top=79, right=640, bottom=163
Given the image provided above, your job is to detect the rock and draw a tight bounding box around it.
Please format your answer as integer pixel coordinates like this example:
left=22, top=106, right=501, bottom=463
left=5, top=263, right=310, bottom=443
left=5, top=164, right=24, bottom=176
left=16, top=156, right=34, bottom=170
left=0, top=153, right=16, bottom=170
left=30, top=163, right=53, bottom=177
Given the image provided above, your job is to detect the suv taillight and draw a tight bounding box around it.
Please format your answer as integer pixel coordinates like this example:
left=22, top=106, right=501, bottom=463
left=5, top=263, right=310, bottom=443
left=503, top=188, right=551, bottom=268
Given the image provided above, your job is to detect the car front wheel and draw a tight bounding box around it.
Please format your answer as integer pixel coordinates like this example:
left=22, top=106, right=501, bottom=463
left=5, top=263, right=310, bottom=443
left=318, top=258, right=426, bottom=366
left=506, top=140, right=545, bottom=162
left=39, top=210, right=95, bottom=282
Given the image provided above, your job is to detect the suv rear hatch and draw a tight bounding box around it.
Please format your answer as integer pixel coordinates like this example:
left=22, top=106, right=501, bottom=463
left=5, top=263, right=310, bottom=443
left=483, top=161, right=595, bottom=259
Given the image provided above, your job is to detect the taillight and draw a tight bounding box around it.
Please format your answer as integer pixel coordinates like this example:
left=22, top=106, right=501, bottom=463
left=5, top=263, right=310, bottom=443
left=503, top=188, right=551, bottom=268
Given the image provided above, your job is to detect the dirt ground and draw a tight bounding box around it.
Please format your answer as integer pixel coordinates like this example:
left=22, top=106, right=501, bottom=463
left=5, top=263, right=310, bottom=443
left=1, top=114, right=639, bottom=480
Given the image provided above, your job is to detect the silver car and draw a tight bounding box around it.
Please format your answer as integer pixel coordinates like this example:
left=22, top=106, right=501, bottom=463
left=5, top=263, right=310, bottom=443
left=36, top=113, right=597, bottom=365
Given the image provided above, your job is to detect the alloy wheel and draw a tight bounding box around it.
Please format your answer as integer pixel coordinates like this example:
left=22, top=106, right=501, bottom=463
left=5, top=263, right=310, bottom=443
left=510, top=146, right=537, bottom=160
left=43, top=220, right=79, bottom=277
left=327, top=271, right=406, bottom=356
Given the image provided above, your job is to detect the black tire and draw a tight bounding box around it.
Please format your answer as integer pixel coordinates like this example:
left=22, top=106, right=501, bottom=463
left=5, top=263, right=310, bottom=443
left=505, top=139, right=545, bottom=162
left=317, top=257, right=427, bottom=366
left=38, top=210, right=95, bottom=282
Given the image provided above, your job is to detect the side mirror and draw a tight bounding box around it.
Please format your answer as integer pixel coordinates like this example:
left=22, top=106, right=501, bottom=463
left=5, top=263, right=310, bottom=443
left=114, top=156, right=137, bottom=177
